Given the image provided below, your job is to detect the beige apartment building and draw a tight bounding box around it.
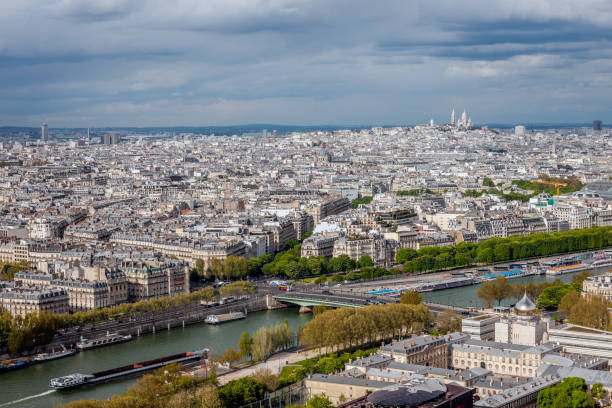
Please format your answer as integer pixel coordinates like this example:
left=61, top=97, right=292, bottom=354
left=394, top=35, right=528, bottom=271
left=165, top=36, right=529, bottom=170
left=122, top=260, right=188, bottom=301
left=0, top=287, right=69, bottom=317
left=333, top=236, right=388, bottom=266
left=583, top=272, right=612, bottom=302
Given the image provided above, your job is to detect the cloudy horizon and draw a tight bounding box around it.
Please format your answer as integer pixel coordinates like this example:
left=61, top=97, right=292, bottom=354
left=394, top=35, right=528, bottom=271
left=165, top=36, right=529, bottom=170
left=1, top=0, right=612, bottom=127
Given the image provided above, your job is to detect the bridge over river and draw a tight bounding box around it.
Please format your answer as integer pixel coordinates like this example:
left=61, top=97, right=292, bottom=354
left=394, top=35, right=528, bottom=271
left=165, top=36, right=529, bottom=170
left=271, top=291, right=393, bottom=308
left=271, top=291, right=473, bottom=315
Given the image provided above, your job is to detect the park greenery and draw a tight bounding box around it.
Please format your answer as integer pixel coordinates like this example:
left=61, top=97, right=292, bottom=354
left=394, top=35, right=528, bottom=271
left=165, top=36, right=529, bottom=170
left=0, top=261, right=29, bottom=281
left=63, top=345, right=375, bottom=408
left=464, top=177, right=584, bottom=203
left=62, top=362, right=221, bottom=408
left=352, top=195, right=373, bottom=208
left=277, top=348, right=379, bottom=388
left=482, top=177, right=495, bottom=187
left=538, top=377, right=603, bottom=408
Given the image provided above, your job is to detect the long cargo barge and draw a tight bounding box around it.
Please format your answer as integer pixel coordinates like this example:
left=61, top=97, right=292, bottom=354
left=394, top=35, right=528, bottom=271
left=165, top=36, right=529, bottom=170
left=49, top=348, right=208, bottom=390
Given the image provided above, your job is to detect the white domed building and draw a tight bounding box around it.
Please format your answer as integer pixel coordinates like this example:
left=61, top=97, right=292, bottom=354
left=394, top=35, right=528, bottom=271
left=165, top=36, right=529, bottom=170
left=494, top=292, right=547, bottom=345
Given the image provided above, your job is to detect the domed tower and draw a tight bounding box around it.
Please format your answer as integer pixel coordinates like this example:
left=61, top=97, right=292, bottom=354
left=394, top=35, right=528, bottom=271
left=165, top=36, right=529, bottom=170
left=514, top=292, right=536, bottom=317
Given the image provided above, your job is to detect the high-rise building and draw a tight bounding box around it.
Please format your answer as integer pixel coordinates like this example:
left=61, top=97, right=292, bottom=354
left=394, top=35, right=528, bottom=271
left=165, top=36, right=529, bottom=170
left=593, top=120, right=603, bottom=131
left=41, top=123, right=49, bottom=141
left=87, top=128, right=91, bottom=144
left=461, top=110, right=467, bottom=124
left=103, top=133, right=121, bottom=145
left=451, top=109, right=456, bottom=125
left=514, top=125, right=526, bottom=137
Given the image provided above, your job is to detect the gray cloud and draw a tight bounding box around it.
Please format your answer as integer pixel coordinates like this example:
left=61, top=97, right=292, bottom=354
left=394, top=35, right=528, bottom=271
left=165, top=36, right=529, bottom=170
left=0, top=0, right=611, bottom=126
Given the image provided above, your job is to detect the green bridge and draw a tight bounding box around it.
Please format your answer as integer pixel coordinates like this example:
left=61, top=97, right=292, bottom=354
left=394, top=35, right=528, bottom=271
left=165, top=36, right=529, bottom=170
left=272, top=292, right=375, bottom=308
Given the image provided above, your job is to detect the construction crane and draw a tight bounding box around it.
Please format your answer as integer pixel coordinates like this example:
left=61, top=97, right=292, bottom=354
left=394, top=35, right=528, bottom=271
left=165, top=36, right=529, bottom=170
left=534, top=180, right=568, bottom=203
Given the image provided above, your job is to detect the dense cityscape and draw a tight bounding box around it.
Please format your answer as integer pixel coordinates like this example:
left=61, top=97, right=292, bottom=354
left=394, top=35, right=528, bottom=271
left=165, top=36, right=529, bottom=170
left=0, top=117, right=610, bottom=408
left=2, top=1, right=612, bottom=408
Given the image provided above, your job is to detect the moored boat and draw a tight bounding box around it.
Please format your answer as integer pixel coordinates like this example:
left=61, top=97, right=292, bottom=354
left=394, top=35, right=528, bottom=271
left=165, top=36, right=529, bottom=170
left=77, top=332, right=132, bottom=351
left=33, top=345, right=77, bottom=362
left=545, top=264, right=587, bottom=276
left=205, top=311, right=246, bottom=324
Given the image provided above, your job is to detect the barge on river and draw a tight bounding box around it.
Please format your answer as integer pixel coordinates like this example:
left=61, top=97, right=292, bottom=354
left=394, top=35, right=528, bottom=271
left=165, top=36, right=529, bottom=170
left=49, top=348, right=208, bottom=390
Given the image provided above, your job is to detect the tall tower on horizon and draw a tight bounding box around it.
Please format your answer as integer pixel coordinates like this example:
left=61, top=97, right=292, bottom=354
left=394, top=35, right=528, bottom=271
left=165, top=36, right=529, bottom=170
left=87, top=128, right=91, bottom=144
left=451, top=109, right=455, bottom=125
left=41, top=122, right=49, bottom=141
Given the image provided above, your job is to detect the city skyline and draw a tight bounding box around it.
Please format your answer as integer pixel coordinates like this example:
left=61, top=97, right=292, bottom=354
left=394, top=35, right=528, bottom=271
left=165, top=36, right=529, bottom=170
left=1, top=1, right=612, bottom=127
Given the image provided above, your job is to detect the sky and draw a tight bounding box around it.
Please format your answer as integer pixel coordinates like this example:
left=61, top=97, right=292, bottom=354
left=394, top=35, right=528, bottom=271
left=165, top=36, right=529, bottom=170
left=1, top=0, right=612, bottom=127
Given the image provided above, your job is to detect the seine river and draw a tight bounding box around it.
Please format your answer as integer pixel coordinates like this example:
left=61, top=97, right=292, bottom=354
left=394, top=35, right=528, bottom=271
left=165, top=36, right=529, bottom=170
left=420, top=266, right=610, bottom=307
left=0, top=309, right=312, bottom=408
left=1, top=266, right=609, bottom=407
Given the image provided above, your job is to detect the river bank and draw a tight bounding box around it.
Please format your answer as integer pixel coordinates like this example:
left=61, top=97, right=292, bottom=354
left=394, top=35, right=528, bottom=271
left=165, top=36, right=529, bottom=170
left=0, top=308, right=311, bottom=408
left=0, top=293, right=284, bottom=361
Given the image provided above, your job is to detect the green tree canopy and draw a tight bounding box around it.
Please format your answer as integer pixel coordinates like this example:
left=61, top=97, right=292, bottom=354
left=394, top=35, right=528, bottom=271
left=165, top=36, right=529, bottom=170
left=399, top=290, right=422, bottom=305
left=218, top=378, right=265, bottom=408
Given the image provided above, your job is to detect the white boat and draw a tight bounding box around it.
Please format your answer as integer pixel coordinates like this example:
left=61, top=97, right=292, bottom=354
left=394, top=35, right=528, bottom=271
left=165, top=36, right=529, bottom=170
left=33, top=345, right=76, bottom=362
left=587, top=258, right=612, bottom=268
left=77, top=332, right=132, bottom=351
left=545, top=264, right=587, bottom=276
left=49, top=373, right=92, bottom=390
left=205, top=311, right=246, bottom=324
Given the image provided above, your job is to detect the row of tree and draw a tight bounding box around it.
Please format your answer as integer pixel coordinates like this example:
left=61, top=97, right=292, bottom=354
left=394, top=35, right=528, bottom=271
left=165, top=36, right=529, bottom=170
left=301, top=303, right=433, bottom=351
left=225, top=320, right=296, bottom=365
left=476, top=276, right=566, bottom=308
left=196, top=226, right=611, bottom=283
left=476, top=271, right=594, bottom=310
left=399, top=227, right=612, bottom=275
left=1, top=286, right=217, bottom=354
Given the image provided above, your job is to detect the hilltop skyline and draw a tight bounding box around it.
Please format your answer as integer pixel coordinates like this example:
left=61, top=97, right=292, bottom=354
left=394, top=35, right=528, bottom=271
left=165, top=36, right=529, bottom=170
left=1, top=0, right=612, bottom=127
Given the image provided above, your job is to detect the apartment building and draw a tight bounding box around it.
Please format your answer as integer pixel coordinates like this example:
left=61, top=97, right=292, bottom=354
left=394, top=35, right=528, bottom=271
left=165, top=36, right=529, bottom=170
left=333, top=236, right=388, bottom=266
left=0, top=286, right=69, bottom=317
left=122, top=260, right=188, bottom=301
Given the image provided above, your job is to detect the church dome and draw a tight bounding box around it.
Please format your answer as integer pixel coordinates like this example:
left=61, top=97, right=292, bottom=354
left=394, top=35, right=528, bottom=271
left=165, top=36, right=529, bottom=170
left=515, top=292, right=536, bottom=313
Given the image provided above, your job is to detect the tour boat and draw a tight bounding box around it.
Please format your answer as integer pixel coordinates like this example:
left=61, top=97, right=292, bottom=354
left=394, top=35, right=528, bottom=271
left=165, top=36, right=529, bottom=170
left=205, top=311, right=246, bottom=324
left=545, top=264, right=587, bottom=276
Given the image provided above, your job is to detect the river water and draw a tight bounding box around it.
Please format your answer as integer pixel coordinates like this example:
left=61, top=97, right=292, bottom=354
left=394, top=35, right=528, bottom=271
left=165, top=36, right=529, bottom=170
left=0, top=308, right=312, bottom=408
left=421, top=266, right=610, bottom=308
left=1, top=267, right=609, bottom=407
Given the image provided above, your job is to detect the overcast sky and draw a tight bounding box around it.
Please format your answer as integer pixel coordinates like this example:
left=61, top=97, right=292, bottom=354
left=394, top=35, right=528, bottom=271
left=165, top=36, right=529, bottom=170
left=1, top=0, right=612, bottom=127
